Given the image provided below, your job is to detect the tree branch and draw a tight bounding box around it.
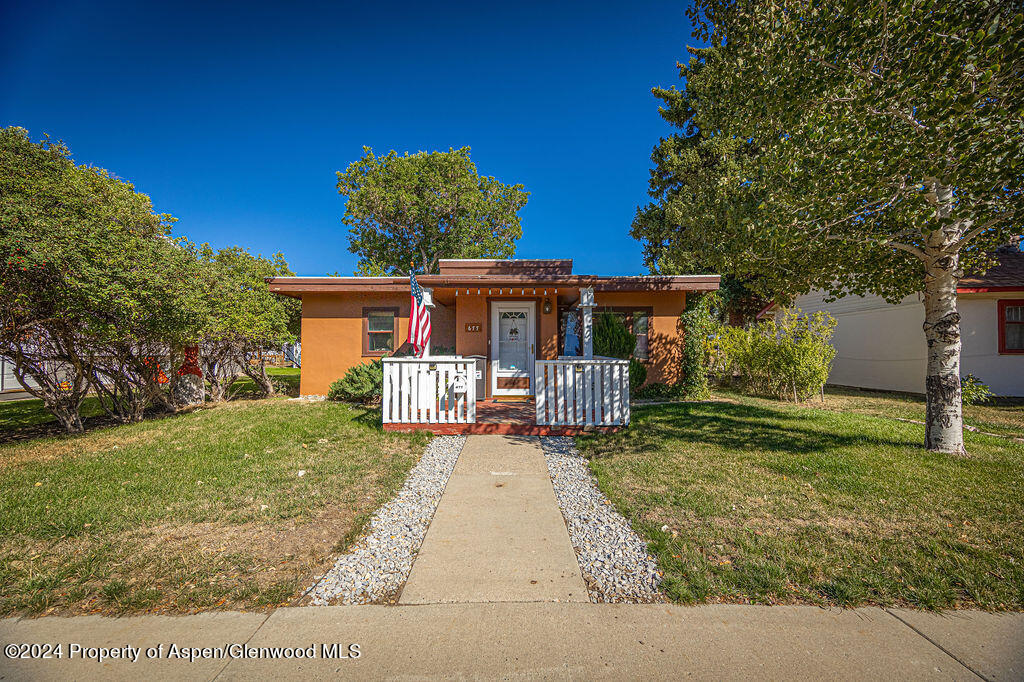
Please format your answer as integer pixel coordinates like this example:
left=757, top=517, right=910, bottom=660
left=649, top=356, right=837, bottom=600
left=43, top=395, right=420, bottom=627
left=823, top=233, right=926, bottom=260
left=884, top=240, right=927, bottom=260
left=954, top=218, right=1000, bottom=250
left=866, top=106, right=929, bottom=132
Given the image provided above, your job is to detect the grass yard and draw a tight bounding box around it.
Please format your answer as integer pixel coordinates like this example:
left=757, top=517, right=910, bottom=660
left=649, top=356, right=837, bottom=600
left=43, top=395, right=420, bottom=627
left=578, top=395, right=1024, bottom=610
left=0, top=366, right=302, bottom=441
left=812, top=386, right=1023, bottom=439
left=0, top=395, right=428, bottom=616
left=0, top=396, right=106, bottom=435
left=229, top=366, right=301, bottom=399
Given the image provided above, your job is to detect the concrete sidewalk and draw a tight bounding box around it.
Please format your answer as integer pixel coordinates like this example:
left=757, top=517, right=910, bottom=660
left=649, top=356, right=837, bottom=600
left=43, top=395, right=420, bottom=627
left=4, top=435, right=1021, bottom=679
left=2, top=604, right=1021, bottom=680
left=398, top=435, right=588, bottom=604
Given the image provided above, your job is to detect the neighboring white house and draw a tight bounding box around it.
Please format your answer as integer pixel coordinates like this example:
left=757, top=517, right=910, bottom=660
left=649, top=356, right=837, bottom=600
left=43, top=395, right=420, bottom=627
left=761, top=245, right=1024, bottom=397
left=1, top=356, right=38, bottom=398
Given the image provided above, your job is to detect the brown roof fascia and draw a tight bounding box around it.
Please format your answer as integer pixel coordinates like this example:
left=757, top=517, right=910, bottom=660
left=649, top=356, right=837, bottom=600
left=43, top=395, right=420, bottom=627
left=266, top=274, right=720, bottom=297
left=437, top=258, right=574, bottom=275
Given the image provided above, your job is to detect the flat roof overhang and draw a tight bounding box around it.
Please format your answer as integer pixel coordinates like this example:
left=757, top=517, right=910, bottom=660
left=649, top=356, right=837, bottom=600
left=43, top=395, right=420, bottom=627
left=266, top=274, right=721, bottom=298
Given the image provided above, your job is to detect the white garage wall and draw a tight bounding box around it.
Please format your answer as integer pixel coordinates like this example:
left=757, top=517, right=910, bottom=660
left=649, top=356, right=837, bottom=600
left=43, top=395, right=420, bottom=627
left=960, top=294, right=1024, bottom=397
left=779, top=291, right=1024, bottom=397
left=783, top=291, right=926, bottom=394
left=1, top=357, right=38, bottom=393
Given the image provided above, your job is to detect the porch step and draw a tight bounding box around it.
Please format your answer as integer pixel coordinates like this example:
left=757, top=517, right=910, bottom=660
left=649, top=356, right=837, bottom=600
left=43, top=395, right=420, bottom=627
left=384, top=422, right=623, bottom=436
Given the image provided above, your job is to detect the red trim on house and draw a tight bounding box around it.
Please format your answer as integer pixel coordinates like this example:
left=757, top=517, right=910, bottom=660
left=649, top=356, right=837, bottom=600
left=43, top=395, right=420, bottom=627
left=997, top=299, right=1024, bottom=355
left=383, top=422, right=623, bottom=436
left=958, top=286, right=1024, bottom=294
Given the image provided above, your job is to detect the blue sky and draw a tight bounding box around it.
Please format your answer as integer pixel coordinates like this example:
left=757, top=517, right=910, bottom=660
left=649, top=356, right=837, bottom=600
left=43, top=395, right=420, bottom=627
left=1, top=0, right=696, bottom=276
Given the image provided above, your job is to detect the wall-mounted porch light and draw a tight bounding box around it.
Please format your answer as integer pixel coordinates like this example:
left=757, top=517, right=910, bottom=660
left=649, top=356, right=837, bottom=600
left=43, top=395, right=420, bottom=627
left=543, top=298, right=552, bottom=314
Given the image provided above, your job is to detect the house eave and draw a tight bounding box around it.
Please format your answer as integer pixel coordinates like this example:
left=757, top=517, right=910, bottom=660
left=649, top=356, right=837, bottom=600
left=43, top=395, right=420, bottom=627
left=266, top=274, right=721, bottom=297
left=957, top=286, right=1024, bottom=294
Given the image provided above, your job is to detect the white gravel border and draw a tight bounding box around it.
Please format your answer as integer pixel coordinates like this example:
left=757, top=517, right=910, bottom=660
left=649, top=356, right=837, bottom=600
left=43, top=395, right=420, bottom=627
left=541, top=436, right=663, bottom=603
left=304, top=435, right=465, bottom=605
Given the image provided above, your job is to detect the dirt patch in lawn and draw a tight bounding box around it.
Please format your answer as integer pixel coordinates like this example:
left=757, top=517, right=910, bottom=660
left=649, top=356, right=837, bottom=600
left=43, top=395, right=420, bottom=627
left=2, top=493, right=382, bottom=617
left=0, top=398, right=426, bottom=617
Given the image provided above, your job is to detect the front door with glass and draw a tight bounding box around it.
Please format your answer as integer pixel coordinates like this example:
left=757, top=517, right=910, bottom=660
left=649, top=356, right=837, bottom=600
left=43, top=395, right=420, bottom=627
left=490, top=302, right=535, bottom=396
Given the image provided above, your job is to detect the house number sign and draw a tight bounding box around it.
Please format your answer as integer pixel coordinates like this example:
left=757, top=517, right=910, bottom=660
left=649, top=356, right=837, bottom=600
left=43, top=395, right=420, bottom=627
left=465, top=323, right=482, bottom=333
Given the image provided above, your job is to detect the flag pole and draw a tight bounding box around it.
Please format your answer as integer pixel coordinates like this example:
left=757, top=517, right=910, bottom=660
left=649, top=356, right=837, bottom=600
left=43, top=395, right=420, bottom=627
left=409, top=260, right=432, bottom=358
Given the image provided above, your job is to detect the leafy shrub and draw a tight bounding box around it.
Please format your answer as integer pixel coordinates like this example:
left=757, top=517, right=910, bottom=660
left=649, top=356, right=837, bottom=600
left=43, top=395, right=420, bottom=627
left=629, top=358, right=647, bottom=394
left=327, top=360, right=383, bottom=403
left=593, top=312, right=636, bottom=359
left=681, top=291, right=720, bottom=400
left=961, top=374, right=993, bottom=406
left=633, top=382, right=687, bottom=401
left=271, top=377, right=296, bottom=398
left=592, top=311, right=649, bottom=393
left=712, top=308, right=836, bottom=401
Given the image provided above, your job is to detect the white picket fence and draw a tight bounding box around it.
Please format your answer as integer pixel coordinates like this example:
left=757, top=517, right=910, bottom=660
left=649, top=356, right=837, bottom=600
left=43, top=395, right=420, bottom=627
left=535, top=357, right=630, bottom=426
left=382, top=357, right=477, bottom=424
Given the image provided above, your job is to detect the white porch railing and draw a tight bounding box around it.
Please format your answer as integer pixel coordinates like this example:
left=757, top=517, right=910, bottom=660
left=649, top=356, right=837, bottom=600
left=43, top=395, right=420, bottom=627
left=535, top=357, right=630, bottom=426
left=382, top=357, right=477, bottom=424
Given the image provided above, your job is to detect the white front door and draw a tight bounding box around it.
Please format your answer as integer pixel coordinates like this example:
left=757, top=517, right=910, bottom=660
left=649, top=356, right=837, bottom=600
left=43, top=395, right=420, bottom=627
left=490, top=302, right=536, bottom=396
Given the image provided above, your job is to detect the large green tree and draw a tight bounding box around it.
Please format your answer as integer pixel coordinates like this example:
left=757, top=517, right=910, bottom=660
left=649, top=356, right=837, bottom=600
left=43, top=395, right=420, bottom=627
left=0, top=127, right=181, bottom=430
left=338, top=147, right=529, bottom=274
left=86, top=235, right=210, bottom=422
left=635, top=1, right=1023, bottom=454
left=194, top=244, right=297, bottom=399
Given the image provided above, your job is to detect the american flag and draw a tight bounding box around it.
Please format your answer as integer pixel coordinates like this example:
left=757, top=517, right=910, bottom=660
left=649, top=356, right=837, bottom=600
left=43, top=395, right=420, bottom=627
left=409, top=269, right=431, bottom=356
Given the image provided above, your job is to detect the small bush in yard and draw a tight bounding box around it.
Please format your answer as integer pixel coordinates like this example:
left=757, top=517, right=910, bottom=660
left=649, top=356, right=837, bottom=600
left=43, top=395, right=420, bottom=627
left=628, top=358, right=647, bottom=394
left=961, top=374, right=993, bottom=406
left=713, top=308, right=836, bottom=401
left=328, top=360, right=383, bottom=403
left=680, top=291, right=719, bottom=399
left=593, top=312, right=636, bottom=359
left=593, top=312, right=649, bottom=394
left=633, top=382, right=686, bottom=401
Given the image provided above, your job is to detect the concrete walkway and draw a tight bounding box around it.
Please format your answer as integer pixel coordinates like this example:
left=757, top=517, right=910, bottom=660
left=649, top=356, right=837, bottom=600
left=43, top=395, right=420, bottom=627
left=2, top=604, right=1022, bottom=680
left=4, top=435, right=1022, bottom=679
left=399, top=435, right=588, bottom=604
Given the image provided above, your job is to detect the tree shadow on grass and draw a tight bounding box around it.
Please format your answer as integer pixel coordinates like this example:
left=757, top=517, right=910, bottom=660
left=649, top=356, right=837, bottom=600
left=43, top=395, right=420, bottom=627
left=0, top=401, right=193, bottom=446
left=349, top=403, right=385, bottom=431
left=584, top=401, right=922, bottom=460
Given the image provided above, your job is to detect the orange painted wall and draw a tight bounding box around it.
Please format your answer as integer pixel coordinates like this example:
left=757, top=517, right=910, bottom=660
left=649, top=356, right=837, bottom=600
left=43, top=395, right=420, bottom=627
left=539, top=299, right=558, bottom=359
left=429, top=302, right=456, bottom=352
left=455, top=295, right=488, bottom=359
left=298, top=292, right=455, bottom=396
left=594, top=290, right=687, bottom=385
left=298, top=289, right=685, bottom=396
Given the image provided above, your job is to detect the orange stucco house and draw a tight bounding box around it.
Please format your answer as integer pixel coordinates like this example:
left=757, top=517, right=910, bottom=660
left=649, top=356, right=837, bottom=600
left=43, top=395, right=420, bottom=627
left=268, top=259, right=719, bottom=407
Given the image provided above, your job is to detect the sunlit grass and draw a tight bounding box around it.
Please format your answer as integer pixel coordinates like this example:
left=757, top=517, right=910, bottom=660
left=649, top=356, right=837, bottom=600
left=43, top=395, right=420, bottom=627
left=0, top=396, right=426, bottom=616
left=579, top=395, right=1024, bottom=610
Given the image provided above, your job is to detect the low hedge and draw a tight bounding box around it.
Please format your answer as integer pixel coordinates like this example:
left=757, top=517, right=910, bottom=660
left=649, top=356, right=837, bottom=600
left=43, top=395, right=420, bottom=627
left=328, top=359, right=383, bottom=403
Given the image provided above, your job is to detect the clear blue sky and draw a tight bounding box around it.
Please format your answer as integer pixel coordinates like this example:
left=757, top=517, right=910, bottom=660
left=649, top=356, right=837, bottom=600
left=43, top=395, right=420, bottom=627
left=1, top=0, right=697, bottom=276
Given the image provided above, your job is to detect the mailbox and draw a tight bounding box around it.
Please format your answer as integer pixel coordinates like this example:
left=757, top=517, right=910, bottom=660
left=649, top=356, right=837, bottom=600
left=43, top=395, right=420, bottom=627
left=465, top=355, right=486, bottom=398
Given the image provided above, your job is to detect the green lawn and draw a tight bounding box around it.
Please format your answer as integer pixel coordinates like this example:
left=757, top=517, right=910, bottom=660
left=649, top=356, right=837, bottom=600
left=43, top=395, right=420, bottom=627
left=0, top=396, right=106, bottom=434
left=0, top=394, right=428, bottom=616
left=811, top=386, right=1023, bottom=439
left=0, top=366, right=302, bottom=437
left=578, top=395, right=1024, bottom=610
left=229, top=366, right=301, bottom=399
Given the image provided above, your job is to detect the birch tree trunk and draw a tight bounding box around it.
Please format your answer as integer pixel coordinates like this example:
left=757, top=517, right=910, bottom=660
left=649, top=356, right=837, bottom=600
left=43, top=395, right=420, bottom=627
left=921, top=216, right=966, bottom=455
